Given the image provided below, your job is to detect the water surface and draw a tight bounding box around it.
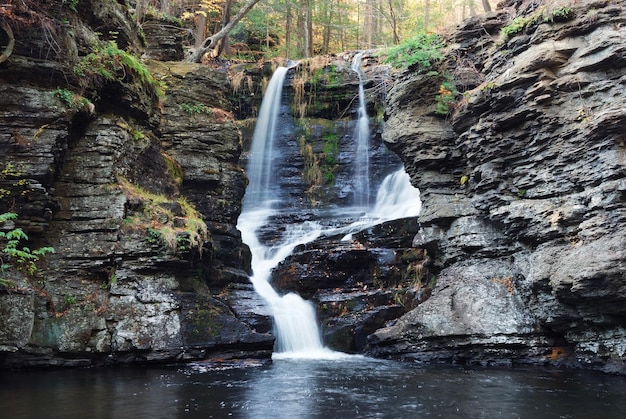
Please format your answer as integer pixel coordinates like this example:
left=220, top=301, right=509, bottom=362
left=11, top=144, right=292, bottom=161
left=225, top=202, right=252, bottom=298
left=2, top=357, right=625, bottom=418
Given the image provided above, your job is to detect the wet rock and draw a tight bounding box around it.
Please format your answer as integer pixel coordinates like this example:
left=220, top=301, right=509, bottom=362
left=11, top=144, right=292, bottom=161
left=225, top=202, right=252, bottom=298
left=375, top=0, right=626, bottom=373
left=273, top=220, right=432, bottom=353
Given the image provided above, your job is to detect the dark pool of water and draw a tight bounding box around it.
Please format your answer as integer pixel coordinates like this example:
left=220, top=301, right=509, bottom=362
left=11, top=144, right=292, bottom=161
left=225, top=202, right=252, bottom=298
left=1, top=357, right=625, bottom=418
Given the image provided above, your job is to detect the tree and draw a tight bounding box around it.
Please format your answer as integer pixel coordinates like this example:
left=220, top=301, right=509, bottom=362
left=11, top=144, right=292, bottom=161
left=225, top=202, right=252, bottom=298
left=296, top=0, right=313, bottom=57
left=386, top=0, right=400, bottom=45
left=468, top=0, right=477, bottom=17
left=481, top=0, right=491, bottom=12
left=136, top=0, right=149, bottom=22
left=216, top=0, right=233, bottom=56
left=187, top=0, right=262, bottom=62
left=161, top=0, right=171, bottom=15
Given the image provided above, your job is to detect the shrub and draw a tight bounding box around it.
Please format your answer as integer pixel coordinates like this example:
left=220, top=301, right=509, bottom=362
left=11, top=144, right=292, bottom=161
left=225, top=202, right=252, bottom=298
left=379, top=33, right=444, bottom=69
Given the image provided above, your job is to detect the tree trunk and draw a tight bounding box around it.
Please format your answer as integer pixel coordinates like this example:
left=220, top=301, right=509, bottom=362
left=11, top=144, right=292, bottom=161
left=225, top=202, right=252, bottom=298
left=388, top=0, right=399, bottom=45
left=194, top=12, right=207, bottom=50
left=0, top=19, right=15, bottom=64
left=305, top=0, right=313, bottom=57
left=365, top=0, right=374, bottom=47
left=160, top=0, right=171, bottom=15
left=468, top=0, right=477, bottom=17
left=285, top=3, right=292, bottom=57
left=424, top=0, right=430, bottom=31
left=136, top=0, right=148, bottom=23
left=187, top=0, right=262, bottom=62
left=481, top=0, right=492, bottom=12
left=321, top=3, right=331, bottom=55
left=297, top=0, right=313, bottom=58
left=217, top=0, right=233, bottom=57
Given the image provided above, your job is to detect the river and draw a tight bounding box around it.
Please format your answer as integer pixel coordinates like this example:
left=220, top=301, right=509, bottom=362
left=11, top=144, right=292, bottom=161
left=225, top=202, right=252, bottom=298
left=2, top=357, right=626, bottom=418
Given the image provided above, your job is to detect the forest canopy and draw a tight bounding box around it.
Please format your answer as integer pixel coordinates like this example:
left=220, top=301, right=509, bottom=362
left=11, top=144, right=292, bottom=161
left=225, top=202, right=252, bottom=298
left=133, top=0, right=493, bottom=60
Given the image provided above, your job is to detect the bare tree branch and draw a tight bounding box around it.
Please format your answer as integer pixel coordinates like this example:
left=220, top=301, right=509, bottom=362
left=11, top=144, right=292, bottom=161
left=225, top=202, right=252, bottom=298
left=0, top=18, right=15, bottom=64
left=187, top=0, right=262, bottom=62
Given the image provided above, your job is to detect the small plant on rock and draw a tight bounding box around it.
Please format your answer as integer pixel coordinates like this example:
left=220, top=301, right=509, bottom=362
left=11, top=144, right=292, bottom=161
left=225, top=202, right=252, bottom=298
left=1, top=212, right=55, bottom=287
left=500, top=6, right=574, bottom=40
left=435, top=81, right=457, bottom=116
left=117, top=178, right=209, bottom=255
left=73, top=41, right=165, bottom=97
left=180, top=102, right=213, bottom=115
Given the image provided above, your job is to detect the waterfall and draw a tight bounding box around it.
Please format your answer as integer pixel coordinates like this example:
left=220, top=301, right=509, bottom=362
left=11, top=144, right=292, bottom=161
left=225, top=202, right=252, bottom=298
left=237, top=61, right=421, bottom=360
left=238, top=67, right=339, bottom=359
left=372, top=169, right=422, bottom=219
left=243, top=67, right=290, bottom=209
left=351, top=52, right=370, bottom=209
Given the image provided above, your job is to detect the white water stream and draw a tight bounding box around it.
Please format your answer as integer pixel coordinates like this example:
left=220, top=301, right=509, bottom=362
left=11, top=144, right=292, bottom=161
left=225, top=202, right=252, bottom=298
left=351, top=52, right=371, bottom=209
left=237, top=59, right=421, bottom=359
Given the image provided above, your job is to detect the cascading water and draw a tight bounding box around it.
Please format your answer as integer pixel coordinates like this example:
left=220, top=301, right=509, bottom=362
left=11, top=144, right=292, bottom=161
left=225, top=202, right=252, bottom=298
left=242, top=66, right=289, bottom=208
left=238, top=66, right=338, bottom=358
left=237, top=57, right=421, bottom=359
left=351, top=52, right=371, bottom=209
left=372, top=169, right=422, bottom=219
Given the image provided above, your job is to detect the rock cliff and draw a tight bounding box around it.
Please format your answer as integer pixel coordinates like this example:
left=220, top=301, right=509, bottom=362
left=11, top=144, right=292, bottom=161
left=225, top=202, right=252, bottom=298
left=0, top=0, right=272, bottom=367
left=1, top=0, right=624, bottom=376
left=371, top=0, right=626, bottom=374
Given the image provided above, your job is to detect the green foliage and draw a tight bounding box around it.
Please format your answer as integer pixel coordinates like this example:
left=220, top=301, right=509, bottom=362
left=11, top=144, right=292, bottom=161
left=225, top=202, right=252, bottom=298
left=379, top=33, right=444, bottom=69
left=320, top=130, right=339, bottom=186
left=545, top=7, right=575, bottom=23
left=145, top=7, right=184, bottom=26
left=180, top=102, right=213, bottom=115
left=73, top=41, right=165, bottom=97
left=118, top=178, right=209, bottom=255
left=100, top=269, right=118, bottom=290
left=435, top=80, right=457, bottom=116
left=1, top=162, right=27, bottom=200
left=63, top=0, right=78, bottom=12
left=500, top=6, right=574, bottom=40
left=310, top=65, right=340, bottom=86
left=1, top=212, right=55, bottom=285
left=63, top=294, right=77, bottom=307
left=481, top=81, right=497, bottom=92
left=500, top=16, right=528, bottom=39
left=116, top=121, right=147, bottom=141
left=296, top=123, right=341, bottom=205
left=176, top=234, right=191, bottom=252
left=53, top=88, right=92, bottom=110
left=321, top=131, right=339, bottom=166
left=162, top=152, right=184, bottom=186
left=323, top=171, right=335, bottom=184
left=145, top=227, right=166, bottom=247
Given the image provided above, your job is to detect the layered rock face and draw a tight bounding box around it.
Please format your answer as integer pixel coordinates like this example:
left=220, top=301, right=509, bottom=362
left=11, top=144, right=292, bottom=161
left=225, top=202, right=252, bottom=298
left=373, top=0, right=626, bottom=373
left=0, top=1, right=271, bottom=367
